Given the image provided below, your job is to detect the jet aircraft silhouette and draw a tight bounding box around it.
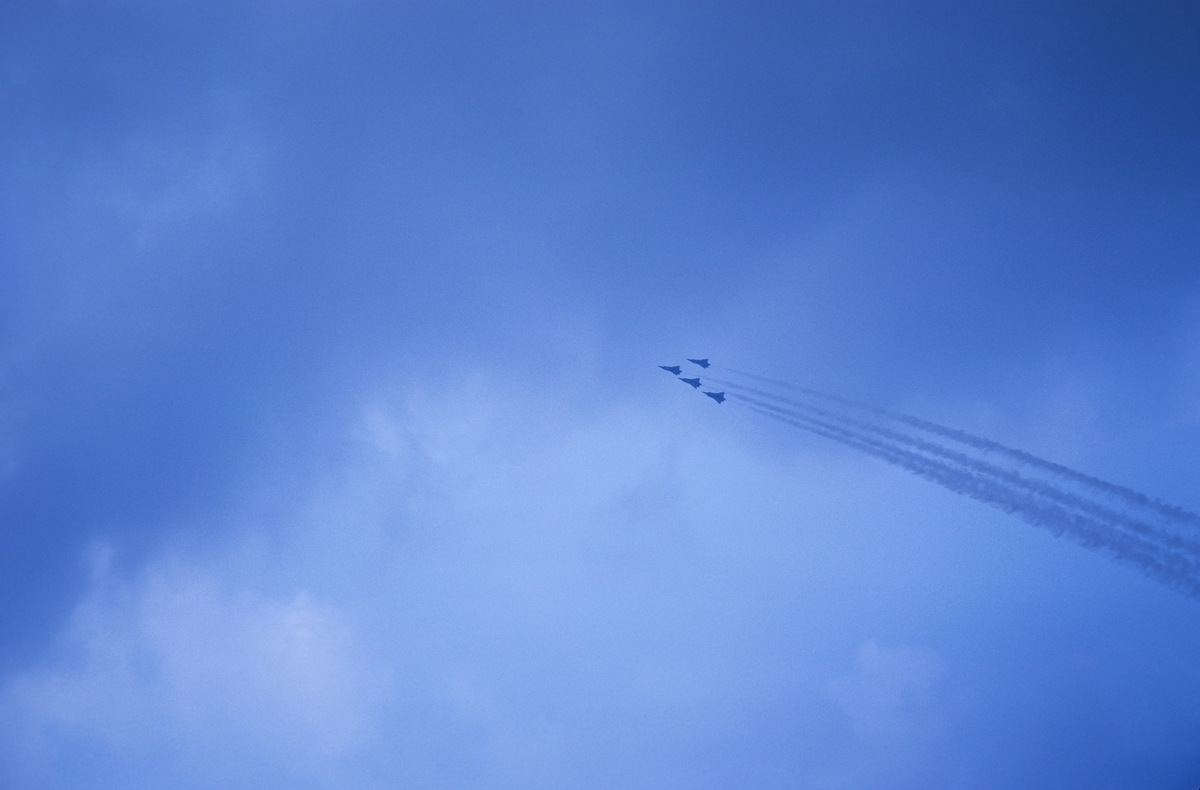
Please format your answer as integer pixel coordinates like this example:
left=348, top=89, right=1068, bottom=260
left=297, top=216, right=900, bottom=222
left=659, top=365, right=682, bottom=375
left=704, top=391, right=726, bottom=403
left=680, top=377, right=702, bottom=388
left=688, top=358, right=710, bottom=368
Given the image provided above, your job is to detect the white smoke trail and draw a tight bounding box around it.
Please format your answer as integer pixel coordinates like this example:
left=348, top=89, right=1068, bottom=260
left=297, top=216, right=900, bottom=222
left=717, top=367, right=1200, bottom=531
left=738, top=400, right=1200, bottom=597
left=733, top=389, right=1200, bottom=559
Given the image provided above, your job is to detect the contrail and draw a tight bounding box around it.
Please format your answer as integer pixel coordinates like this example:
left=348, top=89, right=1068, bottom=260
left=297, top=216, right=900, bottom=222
left=740, top=402, right=1193, bottom=586
left=738, top=399, right=1200, bottom=597
left=718, top=367, right=1200, bottom=531
left=733, top=389, right=1200, bottom=558
left=666, top=361, right=1200, bottom=594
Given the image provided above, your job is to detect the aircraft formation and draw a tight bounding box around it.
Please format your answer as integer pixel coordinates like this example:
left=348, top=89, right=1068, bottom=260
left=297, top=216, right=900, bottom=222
left=660, top=359, right=724, bottom=403
left=661, top=361, right=1200, bottom=600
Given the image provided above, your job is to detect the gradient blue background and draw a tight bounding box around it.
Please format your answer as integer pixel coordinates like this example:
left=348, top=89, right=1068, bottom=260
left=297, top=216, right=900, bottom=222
left=2, top=2, right=1200, bottom=787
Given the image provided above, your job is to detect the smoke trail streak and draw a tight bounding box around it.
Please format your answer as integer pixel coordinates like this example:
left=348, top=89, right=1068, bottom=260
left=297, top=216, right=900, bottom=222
left=735, top=390, right=1200, bottom=559
left=740, top=403, right=1196, bottom=591
left=718, top=367, right=1200, bottom=530
left=737, top=400, right=1200, bottom=596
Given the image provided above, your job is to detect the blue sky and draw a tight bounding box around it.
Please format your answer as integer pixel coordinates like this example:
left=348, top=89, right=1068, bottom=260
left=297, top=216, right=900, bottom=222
left=2, top=1, right=1200, bottom=787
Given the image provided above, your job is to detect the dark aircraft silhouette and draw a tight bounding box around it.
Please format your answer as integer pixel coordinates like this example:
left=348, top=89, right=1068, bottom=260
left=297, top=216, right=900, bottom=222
left=680, top=377, right=702, bottom=388
left=688, top=358, right=710, bottom=368
left=704, top=391, right=726, bottom=404
left=659, top=365, right=682, bottom=375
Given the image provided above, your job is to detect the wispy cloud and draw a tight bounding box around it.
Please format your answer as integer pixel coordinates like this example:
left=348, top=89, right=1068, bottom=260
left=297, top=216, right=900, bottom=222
left=1, top=544, right=389, bottom=786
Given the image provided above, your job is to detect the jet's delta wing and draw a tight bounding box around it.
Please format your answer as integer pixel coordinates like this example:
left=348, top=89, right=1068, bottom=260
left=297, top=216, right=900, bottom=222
left=704, top=391, right=726, bottom=404
left=688, top=358, right=710, bottom=368
left=659, top=365, right=682, bottom=375
left=680, top=377, right=702, bottom=388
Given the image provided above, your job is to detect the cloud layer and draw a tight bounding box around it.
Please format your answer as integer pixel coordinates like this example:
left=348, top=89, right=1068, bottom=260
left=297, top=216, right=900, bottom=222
left=4, top=1, right=1200, bottom=787
left=5, top=380, right=1198, bottom=788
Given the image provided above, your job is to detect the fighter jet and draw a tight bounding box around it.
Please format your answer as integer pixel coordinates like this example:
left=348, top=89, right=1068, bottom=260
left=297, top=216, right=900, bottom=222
left=659, top=365, right=682, bottom=375
left=688, top=358, right=710, bottom=368
left=680, top=377, right=702, bottom=388
left=704, top=391, right=726, bottom=404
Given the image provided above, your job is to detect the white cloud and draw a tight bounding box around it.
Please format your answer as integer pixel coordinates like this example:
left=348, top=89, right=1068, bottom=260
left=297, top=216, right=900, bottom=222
left=812, top=639, right=957, bottom=790
left=827, top=639, right=944, bottom=745
left=0, top=378, right=1007, bottom=788
left=1, top=545, right=389, bottom=787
